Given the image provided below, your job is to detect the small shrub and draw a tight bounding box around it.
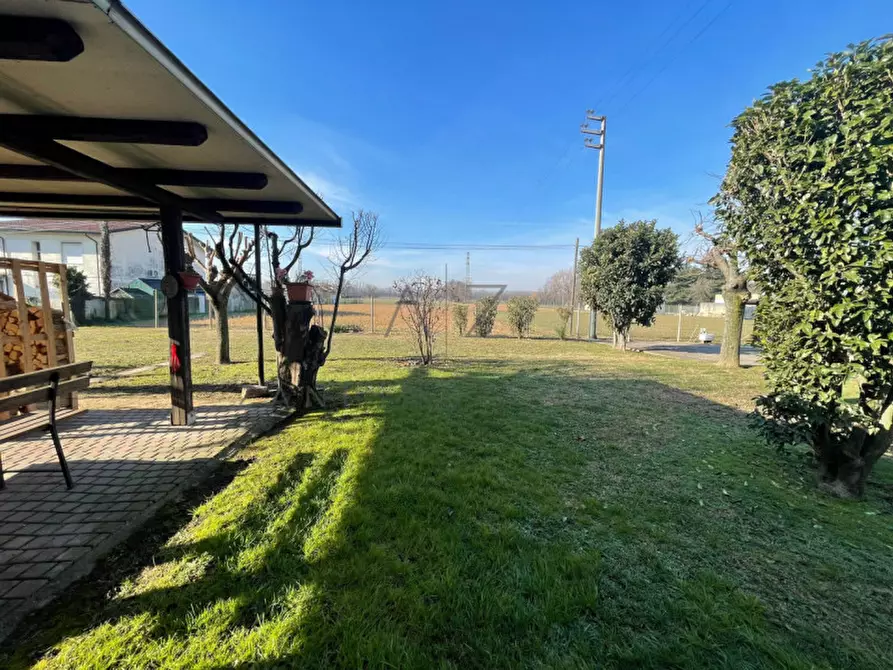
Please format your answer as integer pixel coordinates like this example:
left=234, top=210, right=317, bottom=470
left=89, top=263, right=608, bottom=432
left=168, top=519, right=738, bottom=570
left=332, top=323, right=363, bottom=333
left=452, top=303, right=469, bottom=336
left=473, top=296, right=498, bottom=337
left=506, top=295, right=538, bottom=338
left=555, top=306, right=573, bottom=340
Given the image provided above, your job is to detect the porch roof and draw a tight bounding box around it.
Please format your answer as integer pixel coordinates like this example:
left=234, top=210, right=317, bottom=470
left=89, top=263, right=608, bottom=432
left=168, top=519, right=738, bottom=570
left=0, top=0, right=340, bottom=228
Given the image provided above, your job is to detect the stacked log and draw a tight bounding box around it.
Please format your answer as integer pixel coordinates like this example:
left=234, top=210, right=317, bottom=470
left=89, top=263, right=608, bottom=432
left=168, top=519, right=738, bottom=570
left=0, top=293, right=70, bottom=376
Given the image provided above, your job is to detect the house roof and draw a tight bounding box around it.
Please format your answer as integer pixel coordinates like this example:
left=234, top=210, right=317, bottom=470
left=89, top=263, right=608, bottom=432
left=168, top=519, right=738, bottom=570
left=134, top=277, right=204, bottom=295
left=0, top=0, right=340, bottom=229
left=0, top=218, right=145, bottom=234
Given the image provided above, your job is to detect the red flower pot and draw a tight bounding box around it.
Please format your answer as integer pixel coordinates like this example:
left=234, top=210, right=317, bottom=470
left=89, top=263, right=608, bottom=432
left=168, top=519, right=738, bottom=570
left=287, top=282, right=313, bottom=302
left=179, top=271, right=201, bottom=291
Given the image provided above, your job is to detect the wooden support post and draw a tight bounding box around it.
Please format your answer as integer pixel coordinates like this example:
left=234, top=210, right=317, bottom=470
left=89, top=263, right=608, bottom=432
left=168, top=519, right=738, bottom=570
left=11, top=260, right=34, bottom=373
left=38, top=263, right=58, bottom=368
left=254, top=225, right=265, bottom=386
left=57, top=262, right=78, bottom=408
left=160, top=205, right=194, bottom=426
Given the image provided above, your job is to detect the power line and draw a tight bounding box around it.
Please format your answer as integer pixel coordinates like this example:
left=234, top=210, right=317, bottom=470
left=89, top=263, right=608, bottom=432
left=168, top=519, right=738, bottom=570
left=520, top=0, right=714, bottom=201
left=591, top=0, right=712, bottom=112
left=613, top=1, right=735, bottom=115
left=383, top=243, right=576, bottom=251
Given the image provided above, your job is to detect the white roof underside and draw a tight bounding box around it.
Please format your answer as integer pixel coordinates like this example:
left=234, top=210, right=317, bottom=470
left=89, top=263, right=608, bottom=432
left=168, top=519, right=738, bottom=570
left=0, top=0, right=340, bottom=225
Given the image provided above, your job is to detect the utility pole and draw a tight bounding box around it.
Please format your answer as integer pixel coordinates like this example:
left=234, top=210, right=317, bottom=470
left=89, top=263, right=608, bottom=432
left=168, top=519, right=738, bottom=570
left=570, top=237, right=579, bottom=338
left=465, top=252, right=471, bottom=301
left=581, top=110, right=606, bottom=338
left=444, top=263, right=449, bottom=358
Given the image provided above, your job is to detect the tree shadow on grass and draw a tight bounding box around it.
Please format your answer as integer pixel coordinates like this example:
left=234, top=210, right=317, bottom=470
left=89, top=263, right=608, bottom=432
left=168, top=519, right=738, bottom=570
left=4, top=363, right=893, bottom=668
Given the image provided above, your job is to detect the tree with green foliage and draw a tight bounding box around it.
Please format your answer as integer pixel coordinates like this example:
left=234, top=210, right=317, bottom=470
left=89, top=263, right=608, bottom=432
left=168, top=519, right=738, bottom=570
left=714, top=37, right=893, bottom=497
left=506, top=295, right=538, bottom=339
left=555, top=306, right=573, bottom=340
left=55, top=267, right=92, bottom=324
left=472, top=295, right=498, bottom=337
left=664, top=264, right=724, bottom=305
left=452, top=303, right=469, bottom=336
left=579, top=220, right=680, bottom=350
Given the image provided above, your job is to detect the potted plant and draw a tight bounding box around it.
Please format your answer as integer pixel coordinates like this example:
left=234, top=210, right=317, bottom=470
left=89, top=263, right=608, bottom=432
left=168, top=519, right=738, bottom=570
left=285, top=269, right=314, bottom=302
left=179, top=265, right=202, bottom=291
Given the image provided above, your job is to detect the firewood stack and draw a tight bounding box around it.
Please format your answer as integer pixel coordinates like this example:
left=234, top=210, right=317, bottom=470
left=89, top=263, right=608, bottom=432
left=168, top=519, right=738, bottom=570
left=0, top=292, right=70, bottom=375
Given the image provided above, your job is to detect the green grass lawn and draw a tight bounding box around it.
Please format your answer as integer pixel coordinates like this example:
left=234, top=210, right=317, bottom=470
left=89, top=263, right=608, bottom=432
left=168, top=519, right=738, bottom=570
left=4, top=328, right=893, bottom=668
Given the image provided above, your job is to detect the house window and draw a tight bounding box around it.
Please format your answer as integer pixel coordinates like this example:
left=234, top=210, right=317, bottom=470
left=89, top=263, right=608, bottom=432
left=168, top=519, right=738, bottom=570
left=31, top=241, right=41, bottom=260
left=61, top=242, right=84, bottom=267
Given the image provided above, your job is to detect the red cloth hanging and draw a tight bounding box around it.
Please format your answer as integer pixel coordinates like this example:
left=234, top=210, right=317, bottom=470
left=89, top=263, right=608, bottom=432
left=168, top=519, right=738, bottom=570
left=170, top=342, right=181, bottom=373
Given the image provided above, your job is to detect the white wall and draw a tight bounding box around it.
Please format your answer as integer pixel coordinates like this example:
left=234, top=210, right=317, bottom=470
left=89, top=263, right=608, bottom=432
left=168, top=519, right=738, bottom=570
left=109, top=228, right=165, bottom=287
left=0, top=229, right=206, bottom=302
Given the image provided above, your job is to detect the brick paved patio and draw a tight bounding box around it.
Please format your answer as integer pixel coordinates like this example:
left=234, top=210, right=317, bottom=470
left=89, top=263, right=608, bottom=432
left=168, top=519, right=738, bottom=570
left=0, top=402, right=287, bottom=639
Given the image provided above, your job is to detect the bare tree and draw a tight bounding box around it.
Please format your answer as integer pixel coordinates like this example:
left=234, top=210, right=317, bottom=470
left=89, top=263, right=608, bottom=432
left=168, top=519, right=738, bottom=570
left=99, top=221, right=112, bottom=321
left=539, top=268, right=576, bottom=306
left=324, top=209, right=382, bottom=357
left=395, top=272, right=444, bottom=364
left=694, top=214, right=750, bottom=367
left=185, top=227, right=254, bottom=364
left=214, top=223, right=314, bottom=401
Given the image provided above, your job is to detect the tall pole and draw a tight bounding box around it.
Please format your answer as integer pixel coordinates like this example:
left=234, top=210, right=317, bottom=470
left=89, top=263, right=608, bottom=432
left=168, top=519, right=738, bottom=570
left=254, top=225, right=264, bottom=386
left=159, top=205, right=193, bottom=426
left=465, top=252, right=471, bottom=301
left=570, top=237, right=579, bottom=338
left=444, top=263, right=449, bottom=358
left=582, top=111, right=607, bottom=338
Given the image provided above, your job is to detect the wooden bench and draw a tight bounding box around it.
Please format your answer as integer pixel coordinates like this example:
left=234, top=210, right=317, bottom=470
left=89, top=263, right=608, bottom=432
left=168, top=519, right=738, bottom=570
left=0, top=361, right=93, bottom=490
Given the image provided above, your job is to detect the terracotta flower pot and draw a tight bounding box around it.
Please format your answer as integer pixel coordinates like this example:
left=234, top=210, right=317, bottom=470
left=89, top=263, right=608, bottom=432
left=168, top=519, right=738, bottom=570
left=179, top=271, right=201, bottom=291
left=287, top=282, right=312, bottom=302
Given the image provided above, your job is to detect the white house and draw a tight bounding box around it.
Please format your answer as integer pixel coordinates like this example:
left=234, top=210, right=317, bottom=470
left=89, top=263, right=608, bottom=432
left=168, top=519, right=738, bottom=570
left=0, top=218, right=206, bottom=302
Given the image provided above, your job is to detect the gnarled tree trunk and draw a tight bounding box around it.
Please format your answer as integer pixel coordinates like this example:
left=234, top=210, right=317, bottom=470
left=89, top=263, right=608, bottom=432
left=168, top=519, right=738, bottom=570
left=719, top=286, right=748, bottom=367
left=817, top=426, right=892, bottom=498
left=615, top=328, right=628, bottom=351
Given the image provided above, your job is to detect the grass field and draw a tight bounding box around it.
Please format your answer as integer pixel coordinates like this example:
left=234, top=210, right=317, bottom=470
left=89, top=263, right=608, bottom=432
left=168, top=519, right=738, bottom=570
left=212, top=300, right=754, bottom=344
left=3, top=327, right=891, bottom=668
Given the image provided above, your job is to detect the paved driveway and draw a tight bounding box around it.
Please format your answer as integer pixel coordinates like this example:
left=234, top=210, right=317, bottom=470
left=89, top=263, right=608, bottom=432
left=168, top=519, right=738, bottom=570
left=633, top=341, right=762, bottom=366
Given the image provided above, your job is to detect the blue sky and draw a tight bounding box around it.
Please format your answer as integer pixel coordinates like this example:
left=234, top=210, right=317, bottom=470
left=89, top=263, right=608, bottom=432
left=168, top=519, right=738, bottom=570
left=130, top=0, right=893, bottom=289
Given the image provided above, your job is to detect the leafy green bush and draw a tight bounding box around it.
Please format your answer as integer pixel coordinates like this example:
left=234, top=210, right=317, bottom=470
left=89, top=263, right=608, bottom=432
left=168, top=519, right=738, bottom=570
left=714, top=36, right=893, bottom=497
left=506, top=296, right=538, bottom=339
left=472, top=296, right=498, bottom=337
left=332, top=323, right=363, bottom=333
left=452, top=303, right=469, bottom=336
left=555, top=306, right=573, bottom=340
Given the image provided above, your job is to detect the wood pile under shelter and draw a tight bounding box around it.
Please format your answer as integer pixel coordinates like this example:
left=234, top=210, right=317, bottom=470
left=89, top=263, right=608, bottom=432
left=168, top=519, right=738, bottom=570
left=0, top=294, right=69, bottom=374
left=0, top=259, right=77, bottom=410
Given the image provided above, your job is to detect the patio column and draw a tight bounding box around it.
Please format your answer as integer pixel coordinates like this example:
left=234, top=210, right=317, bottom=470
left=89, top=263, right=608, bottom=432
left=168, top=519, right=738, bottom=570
left=160, top=205, right=194, bottom=426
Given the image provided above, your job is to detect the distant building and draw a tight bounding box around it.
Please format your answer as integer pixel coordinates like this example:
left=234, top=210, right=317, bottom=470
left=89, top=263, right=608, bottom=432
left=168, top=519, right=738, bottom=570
left=0, top=219, right=206, bottom=302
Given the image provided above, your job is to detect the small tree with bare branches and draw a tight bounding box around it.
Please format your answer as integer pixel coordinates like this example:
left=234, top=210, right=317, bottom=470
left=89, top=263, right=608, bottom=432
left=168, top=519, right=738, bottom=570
left=324, top=210, right=382, bottom=359
left=394, top=272, right=444, bottom=364
left=185, top=227, right=254, bottom=364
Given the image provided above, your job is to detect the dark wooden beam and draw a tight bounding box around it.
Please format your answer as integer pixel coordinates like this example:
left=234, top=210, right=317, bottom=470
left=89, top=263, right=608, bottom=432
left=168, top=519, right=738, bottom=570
left=0, top=192, right=303, bottom=214
left=0, top=134, right=223, bottom=222
left=0, top=165, right=268, bottom=190
left=0, top=115, right=207, bottom=146
left=159, top=206, right=194, bottom=426
left=0, top=209, right=341, bottom=228
left=0, top=16, right=84, bottom=62
left=220, top=216, right=343, bottom=228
